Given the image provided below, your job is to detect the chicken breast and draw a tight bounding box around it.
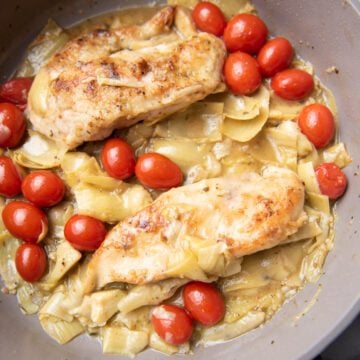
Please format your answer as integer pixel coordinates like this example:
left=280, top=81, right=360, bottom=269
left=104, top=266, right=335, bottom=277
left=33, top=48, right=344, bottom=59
left=27, top=6, right=226, bottom=149
left=84, top=167, right=307, bottom=292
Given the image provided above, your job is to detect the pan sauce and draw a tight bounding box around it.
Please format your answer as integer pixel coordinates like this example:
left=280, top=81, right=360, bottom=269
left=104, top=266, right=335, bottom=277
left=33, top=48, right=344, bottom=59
left=0, top=0, right=352, bottom=356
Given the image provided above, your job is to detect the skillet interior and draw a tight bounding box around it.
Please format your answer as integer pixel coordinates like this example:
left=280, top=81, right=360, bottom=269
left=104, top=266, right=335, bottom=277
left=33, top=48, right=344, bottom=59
left=0, top=1, right=359, bottom=359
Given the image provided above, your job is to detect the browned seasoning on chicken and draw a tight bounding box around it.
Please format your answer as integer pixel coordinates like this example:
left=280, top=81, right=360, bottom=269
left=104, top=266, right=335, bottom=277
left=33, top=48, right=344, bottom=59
left=27, top=6, right=226, bottom=149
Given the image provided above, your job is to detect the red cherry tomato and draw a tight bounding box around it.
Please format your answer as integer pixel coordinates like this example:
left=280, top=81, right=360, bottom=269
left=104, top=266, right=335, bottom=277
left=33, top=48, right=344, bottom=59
left=224, top=13, right=268, bottom=54
left=135, top=153, right=183, bottom=189
left=15, top=243, right=47, bottom=282
left=183, top=281, right=225, bottom=326
left=298, top=103, right=335, bottom=148
left=257, top=37, right=294, bottom=77
left=224, top=51, right=262, bottom=95
left=2, top=201, right=48, bottom=243
left=315, top=163, right=347, bottom=200
left=192, top=2, right=227, bottom=36
left=0, top=103, right=26, bottom=148
left=64, top=214, right=107, bottom=251
left=151, top=304, right=193, bottom=345
left=22, top=170, right=65, bottom=208
left=101, top=138, right=136, bottom=180
left=271, top=69, right=314, bottom=100
left=0, top=77, right=33, bottom=105
left=0, top=156, right=22, bottom=197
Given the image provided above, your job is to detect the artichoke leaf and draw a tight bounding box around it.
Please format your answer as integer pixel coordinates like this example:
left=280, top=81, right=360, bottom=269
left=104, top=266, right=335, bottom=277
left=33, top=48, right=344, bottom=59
left=321, top=143, right=352, bottom=168
left=74, top=182, right=152, bottom=223
left=101, top=326, right=149, bottom=355
left=11, top=130, right=67, bottom=169
left=199, top=311, right=265, bottom=344
left=39, top=315, right=84, bottom=345
left=167, top=0, right=255, bottom=18
left=154, top=102, right=223, bottom=142
left=118, top=278, right=188, bottom=314
left=40, top=240, right=82, bottom=291
left=211, top=90, right=263, bottom=121
left=17, top=19, right=69, bottom=77
left=222, top=86, right=270, bottom=142
left=297, top=162, right=321, bottom=193
left=71, top=289, right=126, bottom=327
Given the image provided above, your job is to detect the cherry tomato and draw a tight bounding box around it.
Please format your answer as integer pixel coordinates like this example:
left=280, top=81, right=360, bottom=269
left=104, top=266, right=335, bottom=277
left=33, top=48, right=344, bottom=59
left=15, top=103, right=28, bottom=112
left=257, top=37, right=294, bottom=77
left=224, top=51, right=262, bottom=95
left=315, top=163, right=347, bottom=200
left=15, top=243, right=47, bottom=282
left=2, top=201, right=48, bottom=243
left=0, top=77, right=33, bottom=105
left=224, top=13, right=268, bottom=54
left=22, top=170, right=65, bottom=208
left=298, top=103, right=335, bottom=148
left=271, top=69, right=314, bottom=100
left=101, top=138, right=136, bottom=180
left=192, top=2, right=226, bottom=36
left=151, top=304, right=193, bottom=345
left=64, top=214, right=107, bottom=251
left=135, top=153, right=183, bottom=189
left=0, top=103, right=26, bottom=148
left=183, top=281, right=225, bottom=326
left=0, top=156, right=22, bottom=197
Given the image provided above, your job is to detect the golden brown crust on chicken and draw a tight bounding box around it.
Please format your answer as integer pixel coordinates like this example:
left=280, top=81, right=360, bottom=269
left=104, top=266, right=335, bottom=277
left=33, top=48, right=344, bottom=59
left=27, top=7, right=226, bottom=149
left=84, top=167, right=307, bottom=292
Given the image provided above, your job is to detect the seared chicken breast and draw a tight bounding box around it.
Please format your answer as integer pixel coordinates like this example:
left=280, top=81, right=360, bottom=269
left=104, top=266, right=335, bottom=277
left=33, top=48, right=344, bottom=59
left=27, top=7, right=226, bottom=149
left=84, top=167, right=307, bottom=292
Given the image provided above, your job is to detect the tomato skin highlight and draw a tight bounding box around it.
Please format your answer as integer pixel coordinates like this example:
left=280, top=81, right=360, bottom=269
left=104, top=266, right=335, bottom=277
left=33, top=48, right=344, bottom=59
left=64, top=214, right=107, bottom=251
left=224, top=51, right=262, bottom=95
left=15, top=243, right=47, bottom=282
left=298, top=103, right=335, bottom=149
left=0, top=103, right=26, bottom=148
left=0, top=156, right=22, bottom=197
left=183, top=281, right=225, bottom=326
left=22, top=170, right=65, bottom=208
left=2, top=201, right=48, bottom=243
left=192, top=2, right=226, bottom=36
left=151, top=304, right=193, bottom=345
left=271, top=69, right=314, bottom=100
left=257, top=37, right=294, bottom=77
left=0, top=77, right=33, bottom=105
left=315, top=163, right=347, bottom=200
left=224, top=13, right=268, bottom=54
left=135, top=153, right=183, bottom=189
left=101, top=138, right=136, bottom=180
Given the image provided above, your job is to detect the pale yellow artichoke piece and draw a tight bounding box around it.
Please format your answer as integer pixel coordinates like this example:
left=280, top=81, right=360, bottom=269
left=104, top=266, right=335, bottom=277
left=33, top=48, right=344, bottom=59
left=199, top=311, right=265, bottom=344
left=168, top=0, right=255, bottom=18
left=321, top=143, right=352, bottom=168
left=222, top=86, right=270, bottom=142
left=72, top=289, right=126, bottom=327
left=74, top=183, right=152, bottom=223
left=61, top=152, right=123, bottom=191
left=212, top=89, right=265, bottom=121
left=17, top=19, right=69, bottom=77
left=0, top=234, right=21, bottom=293
left=39, top=315, right=84, bottom=344
left=40, top=240, right=82, bottom=291
left=149, top=332, right=180, bottom=355
left=148, top=138, right=212, bottom=172
left=154, top=102, right=223, bottom=142
left=11, top=130, right=67, bottom=169
left=101, top=326, right=149, bottom=355
left=118, top=278, right=188, bottom=314
left=307, top=192, right=330, bottom=215
left=297, top=162, right=321, bottom=193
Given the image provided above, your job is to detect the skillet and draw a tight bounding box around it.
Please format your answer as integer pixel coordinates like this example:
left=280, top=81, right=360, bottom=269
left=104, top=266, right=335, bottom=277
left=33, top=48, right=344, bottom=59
left=0, top=0, right=359, bottom=359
